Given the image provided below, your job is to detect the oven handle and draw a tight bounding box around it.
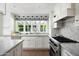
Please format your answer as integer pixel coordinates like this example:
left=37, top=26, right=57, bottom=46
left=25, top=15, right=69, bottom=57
left=49, top=42, right=59, bottom=50
left=49, top=38, right=60, bottom=47
left=50, top=45, right=58, bottom=55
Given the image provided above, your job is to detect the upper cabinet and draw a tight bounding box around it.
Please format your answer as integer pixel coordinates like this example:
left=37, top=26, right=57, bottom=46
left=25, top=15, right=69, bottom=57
left=74, top=4, right=79, bottom=26
left=0, top=13, right=3, bottom=35
left=53, top=3, right=75, bottom=22
left=0, top=3, right=5, bottom=14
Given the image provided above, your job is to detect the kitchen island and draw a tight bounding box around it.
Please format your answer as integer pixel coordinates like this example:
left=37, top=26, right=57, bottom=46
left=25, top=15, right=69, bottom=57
left=0, top=37, right=24, bottom=56
left=61, top=43, right=79, bottom=56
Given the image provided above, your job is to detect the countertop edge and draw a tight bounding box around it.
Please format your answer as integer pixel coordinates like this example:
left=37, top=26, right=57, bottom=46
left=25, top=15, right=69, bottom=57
left=1, top=39, right=24, bottom=56
left=61, top=44, right=74, bottom=56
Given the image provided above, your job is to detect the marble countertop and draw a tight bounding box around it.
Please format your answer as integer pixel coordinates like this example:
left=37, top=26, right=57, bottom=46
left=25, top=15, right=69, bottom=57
left=61, top=43, right=79, bottom=56
left=14, top=33, right=48, bottom=37
left=0, top=37, right=24, bottom=56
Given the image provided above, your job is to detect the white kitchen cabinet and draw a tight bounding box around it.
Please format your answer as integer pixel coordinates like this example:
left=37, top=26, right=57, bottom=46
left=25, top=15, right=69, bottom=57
left=53, top=3, right=75, bottom=22
left=5, top=49, right=15, bottom=56
left=35, top=37, right=43, bottom=49
left=50, top=3, right=75, bottom=28
left=53, top=4, right=60, bottom=22
left=74, top=15, right=79, bottom=26
left=15, top=43, right=23, bottom=56
left=0, top=3, right=5, bottom=14
left=0, top=13, right=3, bottom=35
left=4, top=42, right=23, bottom=56
left=74, top=4, right=79, bottom=26
left=42, top=37, right=49, bottom=48
left=22, top=37, right=36, bottom=49
left=22, top=36, right=49, bottom=49
left=35, top=36, right=49, bottom=49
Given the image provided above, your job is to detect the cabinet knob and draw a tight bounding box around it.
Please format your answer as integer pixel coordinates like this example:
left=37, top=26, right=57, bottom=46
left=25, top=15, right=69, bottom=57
left=54, top=15, right=56, bottom=18
left=76, top=20, right=78, bottom=22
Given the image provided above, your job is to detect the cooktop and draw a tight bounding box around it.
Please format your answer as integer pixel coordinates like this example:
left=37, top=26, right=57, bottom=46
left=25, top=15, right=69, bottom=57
left=52, top=36, right=79, bottom=43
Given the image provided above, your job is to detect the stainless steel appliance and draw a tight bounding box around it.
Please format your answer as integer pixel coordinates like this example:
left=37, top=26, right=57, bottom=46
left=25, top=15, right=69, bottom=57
left=49, top=38, right=60, bottom=56
left=49, top=36, right=79, bottom=56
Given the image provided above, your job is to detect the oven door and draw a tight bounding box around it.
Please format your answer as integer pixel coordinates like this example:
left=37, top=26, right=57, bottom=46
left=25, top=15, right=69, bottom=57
left=49, top=45, right=56, bottom=56
left=49, top=42, right=58, bottom=56
left=49, top=39, right=60, bottom=56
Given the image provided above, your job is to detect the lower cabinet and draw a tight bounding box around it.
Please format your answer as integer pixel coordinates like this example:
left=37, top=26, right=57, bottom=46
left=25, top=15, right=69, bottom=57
left=22, top=36, right=49, bottom=49
left=15, top=43, right=23, bottom=56
left=5, top=49, right=15, bottom=56
left=4, top=43, right=23, bottom=56
left=22, top=37, right=36, bottom=49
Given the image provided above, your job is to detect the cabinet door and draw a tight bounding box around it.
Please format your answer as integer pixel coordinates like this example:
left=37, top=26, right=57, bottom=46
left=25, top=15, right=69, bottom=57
left=22, top=37, right=36, bottom=49
left=35, top=36, right=49, bottom=49
left=74, top=4, right=79, bottom=26
left=75, top=4, right=79, bottom=15
left=0, top=14, right=3, bottom=35
left=29, top=38, right=36, bottom=48
left=0, top=3, right=5, bottom=14
left=53, top=4, right=60, bottom=22
left=15, top=43, right=23, bottom=56
left=22, top=37, right=31, bottom=49
left=5, top=43, right=23, bottom=56
left=35, top=37, right=43, bottom=49
left=42, top=37, right=49, bottom=49
left=5, top=49, right=15, bottom=56
left=74, top=15, right=79, bottom=26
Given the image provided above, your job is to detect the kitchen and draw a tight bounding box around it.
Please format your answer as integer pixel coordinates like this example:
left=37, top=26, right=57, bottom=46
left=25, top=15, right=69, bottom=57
left=0, top=3, right=79, bottom=56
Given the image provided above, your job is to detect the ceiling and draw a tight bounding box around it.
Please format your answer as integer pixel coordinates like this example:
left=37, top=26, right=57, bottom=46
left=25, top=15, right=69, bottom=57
left=6, top=3, right=55, bottom=15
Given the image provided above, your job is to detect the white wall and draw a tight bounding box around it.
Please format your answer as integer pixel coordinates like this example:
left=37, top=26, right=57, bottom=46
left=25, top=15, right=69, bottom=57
left=6, top=3, right=55, bottom=15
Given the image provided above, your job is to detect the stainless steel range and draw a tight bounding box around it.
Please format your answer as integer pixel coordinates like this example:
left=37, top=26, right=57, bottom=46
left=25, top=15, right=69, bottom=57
left=49, top=36, right=79, bottom=56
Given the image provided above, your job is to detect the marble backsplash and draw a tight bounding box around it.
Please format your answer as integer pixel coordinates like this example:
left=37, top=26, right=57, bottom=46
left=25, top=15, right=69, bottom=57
left=59, top=17, right=79, bottom=41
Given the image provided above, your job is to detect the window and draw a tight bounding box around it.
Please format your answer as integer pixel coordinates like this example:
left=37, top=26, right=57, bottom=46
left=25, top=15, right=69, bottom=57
left=14, top=15, right=49, bottom=34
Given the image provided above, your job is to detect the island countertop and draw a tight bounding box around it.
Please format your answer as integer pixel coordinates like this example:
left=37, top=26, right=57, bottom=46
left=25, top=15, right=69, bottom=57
left=0, top=37, right=24, bottom=56
left=61, top=43, right=79, bottom=56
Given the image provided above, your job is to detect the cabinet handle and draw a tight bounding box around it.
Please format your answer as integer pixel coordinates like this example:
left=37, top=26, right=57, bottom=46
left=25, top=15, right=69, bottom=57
left=76, top=20, right=78, bottom=22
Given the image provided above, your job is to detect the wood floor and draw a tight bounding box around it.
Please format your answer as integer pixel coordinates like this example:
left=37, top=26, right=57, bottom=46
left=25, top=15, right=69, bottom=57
left=22, top=49, right=49, bottom=56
